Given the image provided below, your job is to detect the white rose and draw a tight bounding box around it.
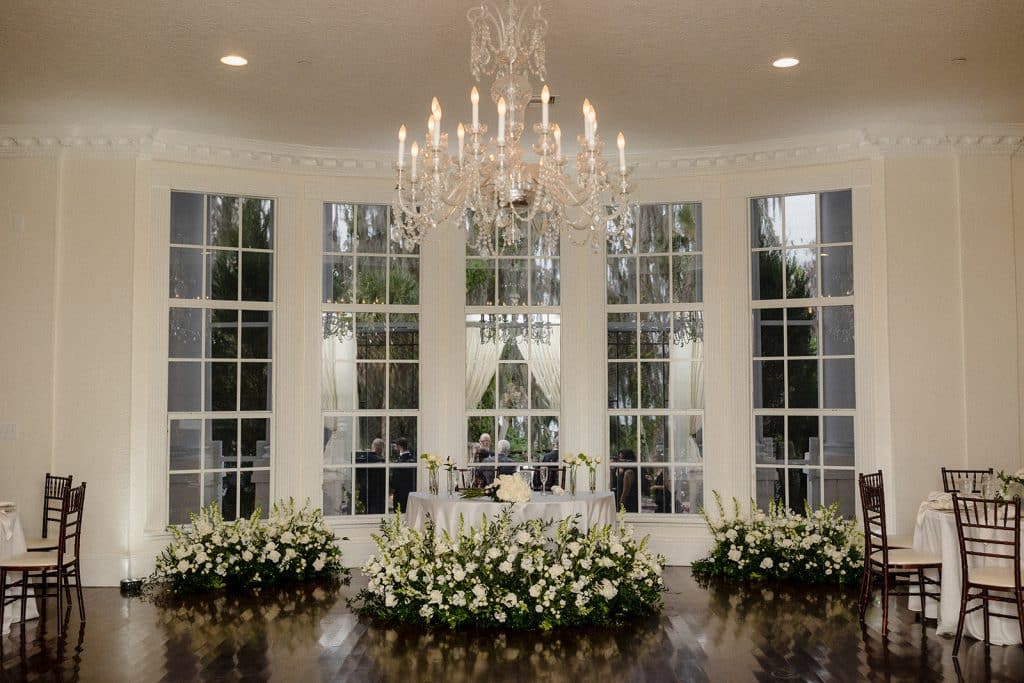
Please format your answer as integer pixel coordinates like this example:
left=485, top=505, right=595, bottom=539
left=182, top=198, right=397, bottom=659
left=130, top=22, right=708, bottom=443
left=176, top=560, right=191, bottom=573
left=242, top=550, right=254, bottom=562
left=760, top=557, right=774, bottom=570
left=551, top=485, right=564, bottom=495
left=727, top=548, right=742, bottom=562
left=498, top=561, right=513, bottom=573
left=313, top=558, right=325, bottom=572
left=385, top=593, right=397, bottom=608
left=268, top=550, right=281, bottom=563
left=597, top=579, right=618, bottom=600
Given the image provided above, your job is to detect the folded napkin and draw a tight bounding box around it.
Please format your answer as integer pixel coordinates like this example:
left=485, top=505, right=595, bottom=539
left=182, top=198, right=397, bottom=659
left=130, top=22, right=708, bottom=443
left=0, top=510, right=14, bottom=541
left=916, top=491, right=953, bottom=526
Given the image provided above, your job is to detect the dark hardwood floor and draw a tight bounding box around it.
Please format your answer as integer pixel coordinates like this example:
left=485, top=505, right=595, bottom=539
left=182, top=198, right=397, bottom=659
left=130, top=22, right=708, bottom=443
left=2, top=569, right=1021, bottom=682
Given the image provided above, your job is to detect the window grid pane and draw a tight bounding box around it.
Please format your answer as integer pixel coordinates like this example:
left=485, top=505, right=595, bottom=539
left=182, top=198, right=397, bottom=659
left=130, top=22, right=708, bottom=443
left=321, top=203, right=420, bottom=516
left=467, top=215, right=561, bottom=472
left=607, top=202, right=704, bottom=515
left=168, top=191, right=274, bottom=524
left=750, top=190, right=855, bottom=517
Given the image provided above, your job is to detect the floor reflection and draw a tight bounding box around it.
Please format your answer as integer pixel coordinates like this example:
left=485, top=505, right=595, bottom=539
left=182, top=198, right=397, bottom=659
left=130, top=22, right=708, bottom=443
left=2, top=569, right=1022, bottom=682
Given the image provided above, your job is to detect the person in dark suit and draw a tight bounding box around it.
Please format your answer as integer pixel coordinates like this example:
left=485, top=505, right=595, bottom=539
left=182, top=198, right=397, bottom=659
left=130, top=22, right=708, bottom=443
left=612, top=448, right=638, bottom=512
left=472, top=433, right=493, bottom=487
left=391, top=437, right=416, bottom=510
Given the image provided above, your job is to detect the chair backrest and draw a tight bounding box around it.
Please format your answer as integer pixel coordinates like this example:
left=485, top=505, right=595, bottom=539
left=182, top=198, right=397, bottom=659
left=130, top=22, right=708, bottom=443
left=858, top=470, right=889, bottom=563
left=41, top=473, right=73, bottom=539
left=56, top=482, right=87, bottom=563
left=941, top=467, right=994, bottom=493
left=952, top=493, right=1021, bottom=589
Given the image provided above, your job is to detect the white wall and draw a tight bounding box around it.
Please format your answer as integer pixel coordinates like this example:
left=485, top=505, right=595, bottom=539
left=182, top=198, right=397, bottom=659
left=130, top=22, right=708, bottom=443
left=0, top=157, right=61, bottom=535
left=2, top=142, right=1023, bottom=583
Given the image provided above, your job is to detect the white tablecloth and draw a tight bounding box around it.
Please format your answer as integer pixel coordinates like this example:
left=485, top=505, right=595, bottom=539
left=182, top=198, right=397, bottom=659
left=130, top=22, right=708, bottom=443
left=1, top=509, right=41, bottom=635
left=909, top=506, right=1022, bottom=645
left=405, top=492, right=616, bottom=536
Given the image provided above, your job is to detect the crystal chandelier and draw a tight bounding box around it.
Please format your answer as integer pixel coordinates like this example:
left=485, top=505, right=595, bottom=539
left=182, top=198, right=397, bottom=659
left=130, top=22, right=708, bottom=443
left=391, top=0, right=637, bottom=254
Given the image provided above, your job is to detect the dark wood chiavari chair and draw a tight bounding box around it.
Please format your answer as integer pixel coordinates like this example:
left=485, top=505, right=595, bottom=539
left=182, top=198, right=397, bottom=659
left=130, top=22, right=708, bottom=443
left=0, top=482, right=87, bottom=636
left=941, top=467, right=994, bottom=494
left=23, top=473, right=73, bottom=552
left=950, top=493, right=1024, bottom=657
left=859, top=471, right=942, bottom=637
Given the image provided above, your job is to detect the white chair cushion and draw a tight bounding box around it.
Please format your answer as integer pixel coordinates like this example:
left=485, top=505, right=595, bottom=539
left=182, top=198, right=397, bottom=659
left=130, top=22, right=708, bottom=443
left=885, top=533, right=914, bottom=550
left=871, top=548, right=941, bottom=567
left=968, top=565, right=1021, bottom=589
left=24, top=536, right=59, bottom=551
left=0, top=550, right=74, bottom=569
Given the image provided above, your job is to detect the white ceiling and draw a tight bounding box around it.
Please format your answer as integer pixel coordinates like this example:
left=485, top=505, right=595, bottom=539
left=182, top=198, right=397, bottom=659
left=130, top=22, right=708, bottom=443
left=2, top=0, right=1022, bottom=156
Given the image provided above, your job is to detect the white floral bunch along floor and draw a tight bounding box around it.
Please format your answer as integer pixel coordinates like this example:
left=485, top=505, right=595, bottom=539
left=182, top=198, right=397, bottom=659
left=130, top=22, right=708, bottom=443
left=353, top=510, right=665, bottom=629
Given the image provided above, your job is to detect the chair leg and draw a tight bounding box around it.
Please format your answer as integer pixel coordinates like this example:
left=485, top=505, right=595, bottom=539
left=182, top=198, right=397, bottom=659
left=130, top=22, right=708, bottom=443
left=881, top=569, right=891, bottom=638
left=19, top=570, right=27, bottom=624
left=953, top=587, right=970, bottom=657
left=73, top=562, right=84, bottom=621
left=1016, top=590, right=1024, bottom=646
left=917, top=569, right=926, bottom=623
left=55, top=567, right=63, bottom=637
left=0, top=568, right=6, bottom=631
left=859, top=564, right=872, bottom=621
left=982, top=589, right=990, bottom=647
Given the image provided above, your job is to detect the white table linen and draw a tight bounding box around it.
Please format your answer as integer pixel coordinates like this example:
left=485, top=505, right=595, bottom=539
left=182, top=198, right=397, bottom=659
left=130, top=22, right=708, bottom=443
left=1, top=509, right=41, bottom=635
left=405, top=492, right=616, bottom=536
left=909, top=506, right=1022, bottom=645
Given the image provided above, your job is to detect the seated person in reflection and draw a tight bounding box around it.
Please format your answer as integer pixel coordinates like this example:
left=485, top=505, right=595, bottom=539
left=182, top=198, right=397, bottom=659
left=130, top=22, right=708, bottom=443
left=471, top=433, right=493, bottom=487
left=494, top=439, right=517, bottom=476
left=390, top=437, right=416, bottom=511
left=369, top=437, right=385, bottom=462
left=611, top=449, right=638, bottom=513
left=475, top=438, right=515, bottom=486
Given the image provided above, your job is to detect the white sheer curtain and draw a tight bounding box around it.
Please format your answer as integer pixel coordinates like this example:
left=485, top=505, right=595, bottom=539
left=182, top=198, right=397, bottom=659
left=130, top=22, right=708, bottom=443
left=465, top=327, right=499, bottom=411
left=321, top=333, right=356, bottom=410
left=670, top=329, right=704, bottom=457
left=517, top=325, right=561, bottom=409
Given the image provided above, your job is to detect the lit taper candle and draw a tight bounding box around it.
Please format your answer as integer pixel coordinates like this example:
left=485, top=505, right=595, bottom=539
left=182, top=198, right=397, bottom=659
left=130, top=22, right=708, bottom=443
left=541, top=85, right=550, bottom=128
left=617, top=132, right=626, bottom=173
left=431, top=98, right=442, bottom=148
left=398, top=125, right=406, bottom=168
left=471, top=87, right=480, bottom=128
left=457, top=123, right=465, bottom=164
left=410, top=141, right=419, bottom=179
left=553, top=124, right=561, bottom=159
left=497, top=97, right=507, bottom=145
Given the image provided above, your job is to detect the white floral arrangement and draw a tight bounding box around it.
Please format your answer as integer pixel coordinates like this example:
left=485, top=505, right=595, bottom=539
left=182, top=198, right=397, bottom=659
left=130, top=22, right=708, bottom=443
left=692, top=492, right=863, bottom=585
left=420, top=452, right=442, bottom=471
left=149, top=499, right=347, bottom=593
left=997, top=469, right=1024, bottom=499
left=577, top=453, right=601, bottom=472
left=460, top=473, right=532, bottom=503
left=354, top=511, right=665, bottom=629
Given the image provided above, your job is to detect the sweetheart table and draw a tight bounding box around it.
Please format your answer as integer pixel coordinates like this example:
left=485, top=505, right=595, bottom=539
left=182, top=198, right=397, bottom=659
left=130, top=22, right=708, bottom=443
left=1, top=507, right=41, bottom=635
left=405, top=492, right=616, bottom=536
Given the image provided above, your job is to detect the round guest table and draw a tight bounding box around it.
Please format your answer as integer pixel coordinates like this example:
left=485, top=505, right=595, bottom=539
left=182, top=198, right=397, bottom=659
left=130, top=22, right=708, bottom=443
left=405, top=492, right=616, bottom=536
left=0, top=506, right=41, bottom=635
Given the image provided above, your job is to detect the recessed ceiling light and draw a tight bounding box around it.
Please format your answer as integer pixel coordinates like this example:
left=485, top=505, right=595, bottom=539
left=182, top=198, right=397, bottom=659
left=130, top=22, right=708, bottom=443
left=220, top=54, right=248, bottom=67
left=772, top=57, right=800, bottom=68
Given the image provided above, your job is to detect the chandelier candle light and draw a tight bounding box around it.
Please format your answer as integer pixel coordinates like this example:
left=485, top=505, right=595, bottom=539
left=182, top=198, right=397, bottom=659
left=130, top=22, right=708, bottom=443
left=392, top=0, right=638, bottom=253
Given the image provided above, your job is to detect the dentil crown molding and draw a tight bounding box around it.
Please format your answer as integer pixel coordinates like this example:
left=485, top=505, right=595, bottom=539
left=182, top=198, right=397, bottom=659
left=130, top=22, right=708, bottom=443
left=1, top=125, right=1022, bottom=177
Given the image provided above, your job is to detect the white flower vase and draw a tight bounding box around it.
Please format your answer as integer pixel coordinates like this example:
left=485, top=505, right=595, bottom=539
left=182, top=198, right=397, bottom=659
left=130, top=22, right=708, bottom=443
left=569, top=468, right=577, bottom=497
left=428, top=468, right=439, bottom=496
left=588, top=468, right=596, bottom=494
left=446, top=468, right=456, bottom=495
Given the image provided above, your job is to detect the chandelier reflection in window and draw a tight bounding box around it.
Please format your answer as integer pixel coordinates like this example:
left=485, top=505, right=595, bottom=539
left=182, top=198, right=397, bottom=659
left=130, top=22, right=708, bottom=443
left=475, top=313, right=554, bottom=346
left=391, top=0, right=638, bottom=254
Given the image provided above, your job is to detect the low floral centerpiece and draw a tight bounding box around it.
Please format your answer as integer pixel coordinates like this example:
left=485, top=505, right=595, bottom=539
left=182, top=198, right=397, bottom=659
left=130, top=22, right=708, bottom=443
left=460, top=473, right=532, bottom=503
left=691, top=492, right=863, bottom=584
left=352, top=511, right=665, bottom=629
left=997, top=469, right=1024, bottom=499
left=148, top=499, right=348, bottom=593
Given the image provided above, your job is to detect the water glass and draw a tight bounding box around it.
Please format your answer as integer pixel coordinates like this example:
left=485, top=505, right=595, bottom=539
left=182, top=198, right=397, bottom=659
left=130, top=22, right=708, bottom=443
left=958, top=477, right=973, bottom=495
